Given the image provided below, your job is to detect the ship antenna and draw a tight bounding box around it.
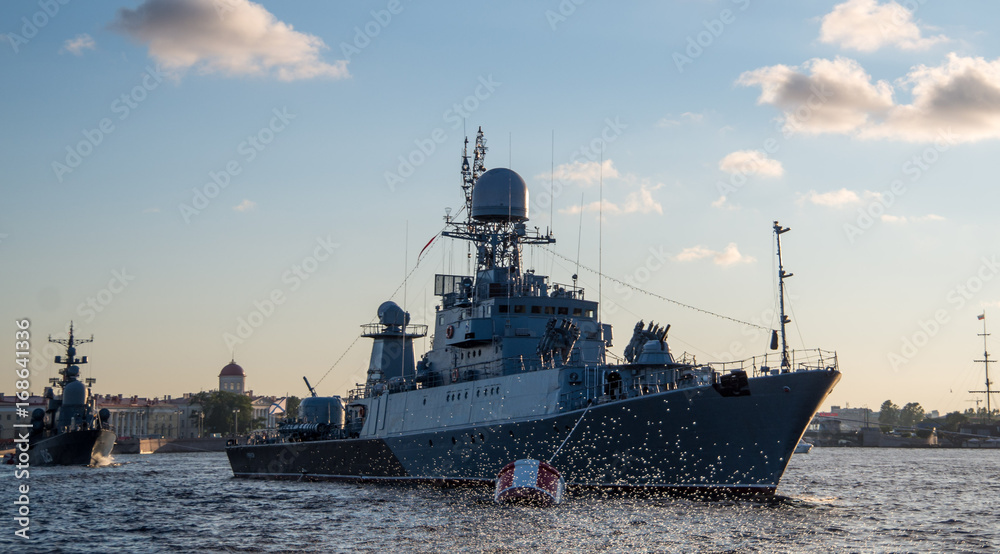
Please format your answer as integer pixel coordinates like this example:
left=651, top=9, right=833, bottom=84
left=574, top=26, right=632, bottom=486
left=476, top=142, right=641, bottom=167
left=574, top=192, right=584, bottom=289
left=598, top=147, right=603, bottom=344
left=970, top=311, right=997, bottom=421
left=550, top=130, right=555, bottom=236
left=774, top=221, right=793, bottom=370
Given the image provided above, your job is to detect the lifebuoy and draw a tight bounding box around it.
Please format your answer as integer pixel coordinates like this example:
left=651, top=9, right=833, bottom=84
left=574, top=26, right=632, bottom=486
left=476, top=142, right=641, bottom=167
left=451, top=367, right=459, bottom=383
left=445, top=325, right=454, bottom=339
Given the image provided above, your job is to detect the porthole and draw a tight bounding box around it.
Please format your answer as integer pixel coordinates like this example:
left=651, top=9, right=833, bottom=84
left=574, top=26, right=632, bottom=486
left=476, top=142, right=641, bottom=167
left=428, top=440, right=433, bottom=446
left=452, top=437, right=457, bottom=444
left=479, top=433, right=485, bottom=442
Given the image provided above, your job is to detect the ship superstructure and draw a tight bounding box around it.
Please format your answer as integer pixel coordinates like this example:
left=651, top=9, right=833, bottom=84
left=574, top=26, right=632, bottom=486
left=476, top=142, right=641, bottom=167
left=227, top=128, right=840, bottom=494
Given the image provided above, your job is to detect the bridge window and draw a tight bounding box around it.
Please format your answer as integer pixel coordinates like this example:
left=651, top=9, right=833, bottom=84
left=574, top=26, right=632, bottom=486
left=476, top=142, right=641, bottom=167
left=557, top=307, right=569, bottom=315
left=531, top=306, right=541, bottom=314
left=498, top=305, right=508, bottom=313
left=572, top=308, right=582, bottom=316
left=584, top=309, right=595, bottom=318
left=514, top=305, right=526, bottom=314
left=544, top=306, right=555, bottom=315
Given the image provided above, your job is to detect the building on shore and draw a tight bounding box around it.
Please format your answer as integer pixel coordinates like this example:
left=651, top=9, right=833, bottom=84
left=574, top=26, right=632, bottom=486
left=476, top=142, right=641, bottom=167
left=1, top=360, right=291, bottom=443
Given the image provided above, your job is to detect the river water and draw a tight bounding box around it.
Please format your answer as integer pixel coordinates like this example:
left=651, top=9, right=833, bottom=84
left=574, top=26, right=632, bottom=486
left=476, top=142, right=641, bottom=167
left=2, top=448, right=997, bottom=552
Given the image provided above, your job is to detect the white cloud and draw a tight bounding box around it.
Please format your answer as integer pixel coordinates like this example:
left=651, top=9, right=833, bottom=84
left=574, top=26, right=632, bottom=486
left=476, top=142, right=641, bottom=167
left=803, top=188, right=864, bottom=207
left=61, top=34, right=96, bottom=56
left=718, top=150, right=784, bottom=177
left=675, top=243, right=755, bottom=267
left=560, top=184, right=662, bottom=217
left=738, top=57, right=894, bottom=135
left=881, top=213, right=944, bottom=223
left=869, top=54, right=1000, bottom=142
left=820, top=0, right=947, bottom=53
left=543, top=159, right=618, bottom=186
left=657, top=112, right=703, bottom=128
left=110, top=0, right=349, bottom=81
left=233, top=199, right=256, bottom=212
left=711, top=195, right=738, bottom=211
left=740, top=54, right=1000, bottom=143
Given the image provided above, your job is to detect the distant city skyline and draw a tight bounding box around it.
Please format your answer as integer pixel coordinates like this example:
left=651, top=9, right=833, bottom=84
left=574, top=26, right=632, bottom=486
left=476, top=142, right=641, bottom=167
left=3, top=1, right=1000, bottom=414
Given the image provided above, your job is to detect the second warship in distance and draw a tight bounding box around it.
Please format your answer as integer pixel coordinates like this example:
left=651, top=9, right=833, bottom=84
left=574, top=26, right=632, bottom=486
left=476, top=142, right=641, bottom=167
left=28, top=323, right=116, bottom=466
left=227, top=128, right=841, bottom=495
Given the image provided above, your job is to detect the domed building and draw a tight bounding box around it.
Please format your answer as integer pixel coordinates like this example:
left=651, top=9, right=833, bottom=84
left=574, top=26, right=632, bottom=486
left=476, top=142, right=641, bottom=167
left=219, top=359, right=246, bottom=394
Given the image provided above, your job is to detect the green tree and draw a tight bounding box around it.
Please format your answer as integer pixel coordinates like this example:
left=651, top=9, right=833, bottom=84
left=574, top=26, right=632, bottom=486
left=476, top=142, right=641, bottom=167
left=942, top=411, right=969, bottom=432
left=878, top=400, right=899, bottom=427
left=191, top=391, right=253, bottom=435
left=898, top=402, right=925, bottom=427
left=285, top=396, right=301, bottom=420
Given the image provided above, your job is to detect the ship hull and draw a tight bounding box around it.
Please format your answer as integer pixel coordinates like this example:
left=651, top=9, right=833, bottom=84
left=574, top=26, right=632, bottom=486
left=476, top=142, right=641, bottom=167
left=29, top=429, right=117, bottom=466
left=227, top=369, right=838, bottom=494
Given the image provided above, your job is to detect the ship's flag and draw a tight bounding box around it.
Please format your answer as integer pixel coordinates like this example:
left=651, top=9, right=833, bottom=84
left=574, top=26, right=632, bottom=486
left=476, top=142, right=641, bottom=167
left=978, top=313, right=986, bottom=320
left=418, top=233, right=438, bottom=260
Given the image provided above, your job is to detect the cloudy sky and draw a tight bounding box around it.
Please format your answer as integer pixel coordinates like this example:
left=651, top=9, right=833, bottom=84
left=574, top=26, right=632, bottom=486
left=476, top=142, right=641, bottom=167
left=3, top=0, right=999, bottom=415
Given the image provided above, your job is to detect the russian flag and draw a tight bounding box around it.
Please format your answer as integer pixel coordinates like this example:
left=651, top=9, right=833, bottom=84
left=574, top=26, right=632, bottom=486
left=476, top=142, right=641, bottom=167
left=978, top=313, right=985, bottom=320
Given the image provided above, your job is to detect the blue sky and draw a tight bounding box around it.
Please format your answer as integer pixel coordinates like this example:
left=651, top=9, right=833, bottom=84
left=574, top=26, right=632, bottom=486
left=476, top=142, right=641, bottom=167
left=2, top=0, right=1000, bottom=415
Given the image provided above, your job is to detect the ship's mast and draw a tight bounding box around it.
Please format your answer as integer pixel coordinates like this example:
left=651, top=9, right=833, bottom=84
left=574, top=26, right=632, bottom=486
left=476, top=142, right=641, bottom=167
left=773, top=221, right=792, bottom=370
left=443, top=127, right=554, bottom=300
left=970, top=312, right=997, bottom=422
left=47, top=321, right=93, bottom=388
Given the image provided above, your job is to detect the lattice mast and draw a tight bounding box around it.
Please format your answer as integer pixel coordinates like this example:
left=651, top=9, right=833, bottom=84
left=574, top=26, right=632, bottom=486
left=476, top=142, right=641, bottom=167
left=444, top=127, right=554, bottom=299
left=48, top=321, right=94, bottom=389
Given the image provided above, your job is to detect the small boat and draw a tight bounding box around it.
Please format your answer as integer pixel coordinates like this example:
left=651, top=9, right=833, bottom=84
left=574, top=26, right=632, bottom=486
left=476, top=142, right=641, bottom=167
left=494, top=459, right=565, bottom=506
left=794, top=440, right=813, bottom=454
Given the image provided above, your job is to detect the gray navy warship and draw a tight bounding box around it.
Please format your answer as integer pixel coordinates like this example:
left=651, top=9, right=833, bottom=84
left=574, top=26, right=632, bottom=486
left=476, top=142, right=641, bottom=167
left=226, top=128, right=841, bottom=495
left=29, top=323, right=116, bottom=466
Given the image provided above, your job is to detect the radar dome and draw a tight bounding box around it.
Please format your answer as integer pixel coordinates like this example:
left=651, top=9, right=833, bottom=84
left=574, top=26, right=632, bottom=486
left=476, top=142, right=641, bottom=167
left=472, top=168, right=528, bottom=222
left=377, top=301, right=409, bottom=326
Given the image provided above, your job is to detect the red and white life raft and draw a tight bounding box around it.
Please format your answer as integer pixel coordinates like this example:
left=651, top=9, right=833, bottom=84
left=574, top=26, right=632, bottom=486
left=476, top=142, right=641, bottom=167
left=493, top=459, right=565, bottom=506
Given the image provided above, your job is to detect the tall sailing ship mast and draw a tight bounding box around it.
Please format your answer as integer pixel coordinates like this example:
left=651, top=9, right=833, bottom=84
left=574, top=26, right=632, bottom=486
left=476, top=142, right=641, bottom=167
left=970, top=312, right=997, bottom=421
